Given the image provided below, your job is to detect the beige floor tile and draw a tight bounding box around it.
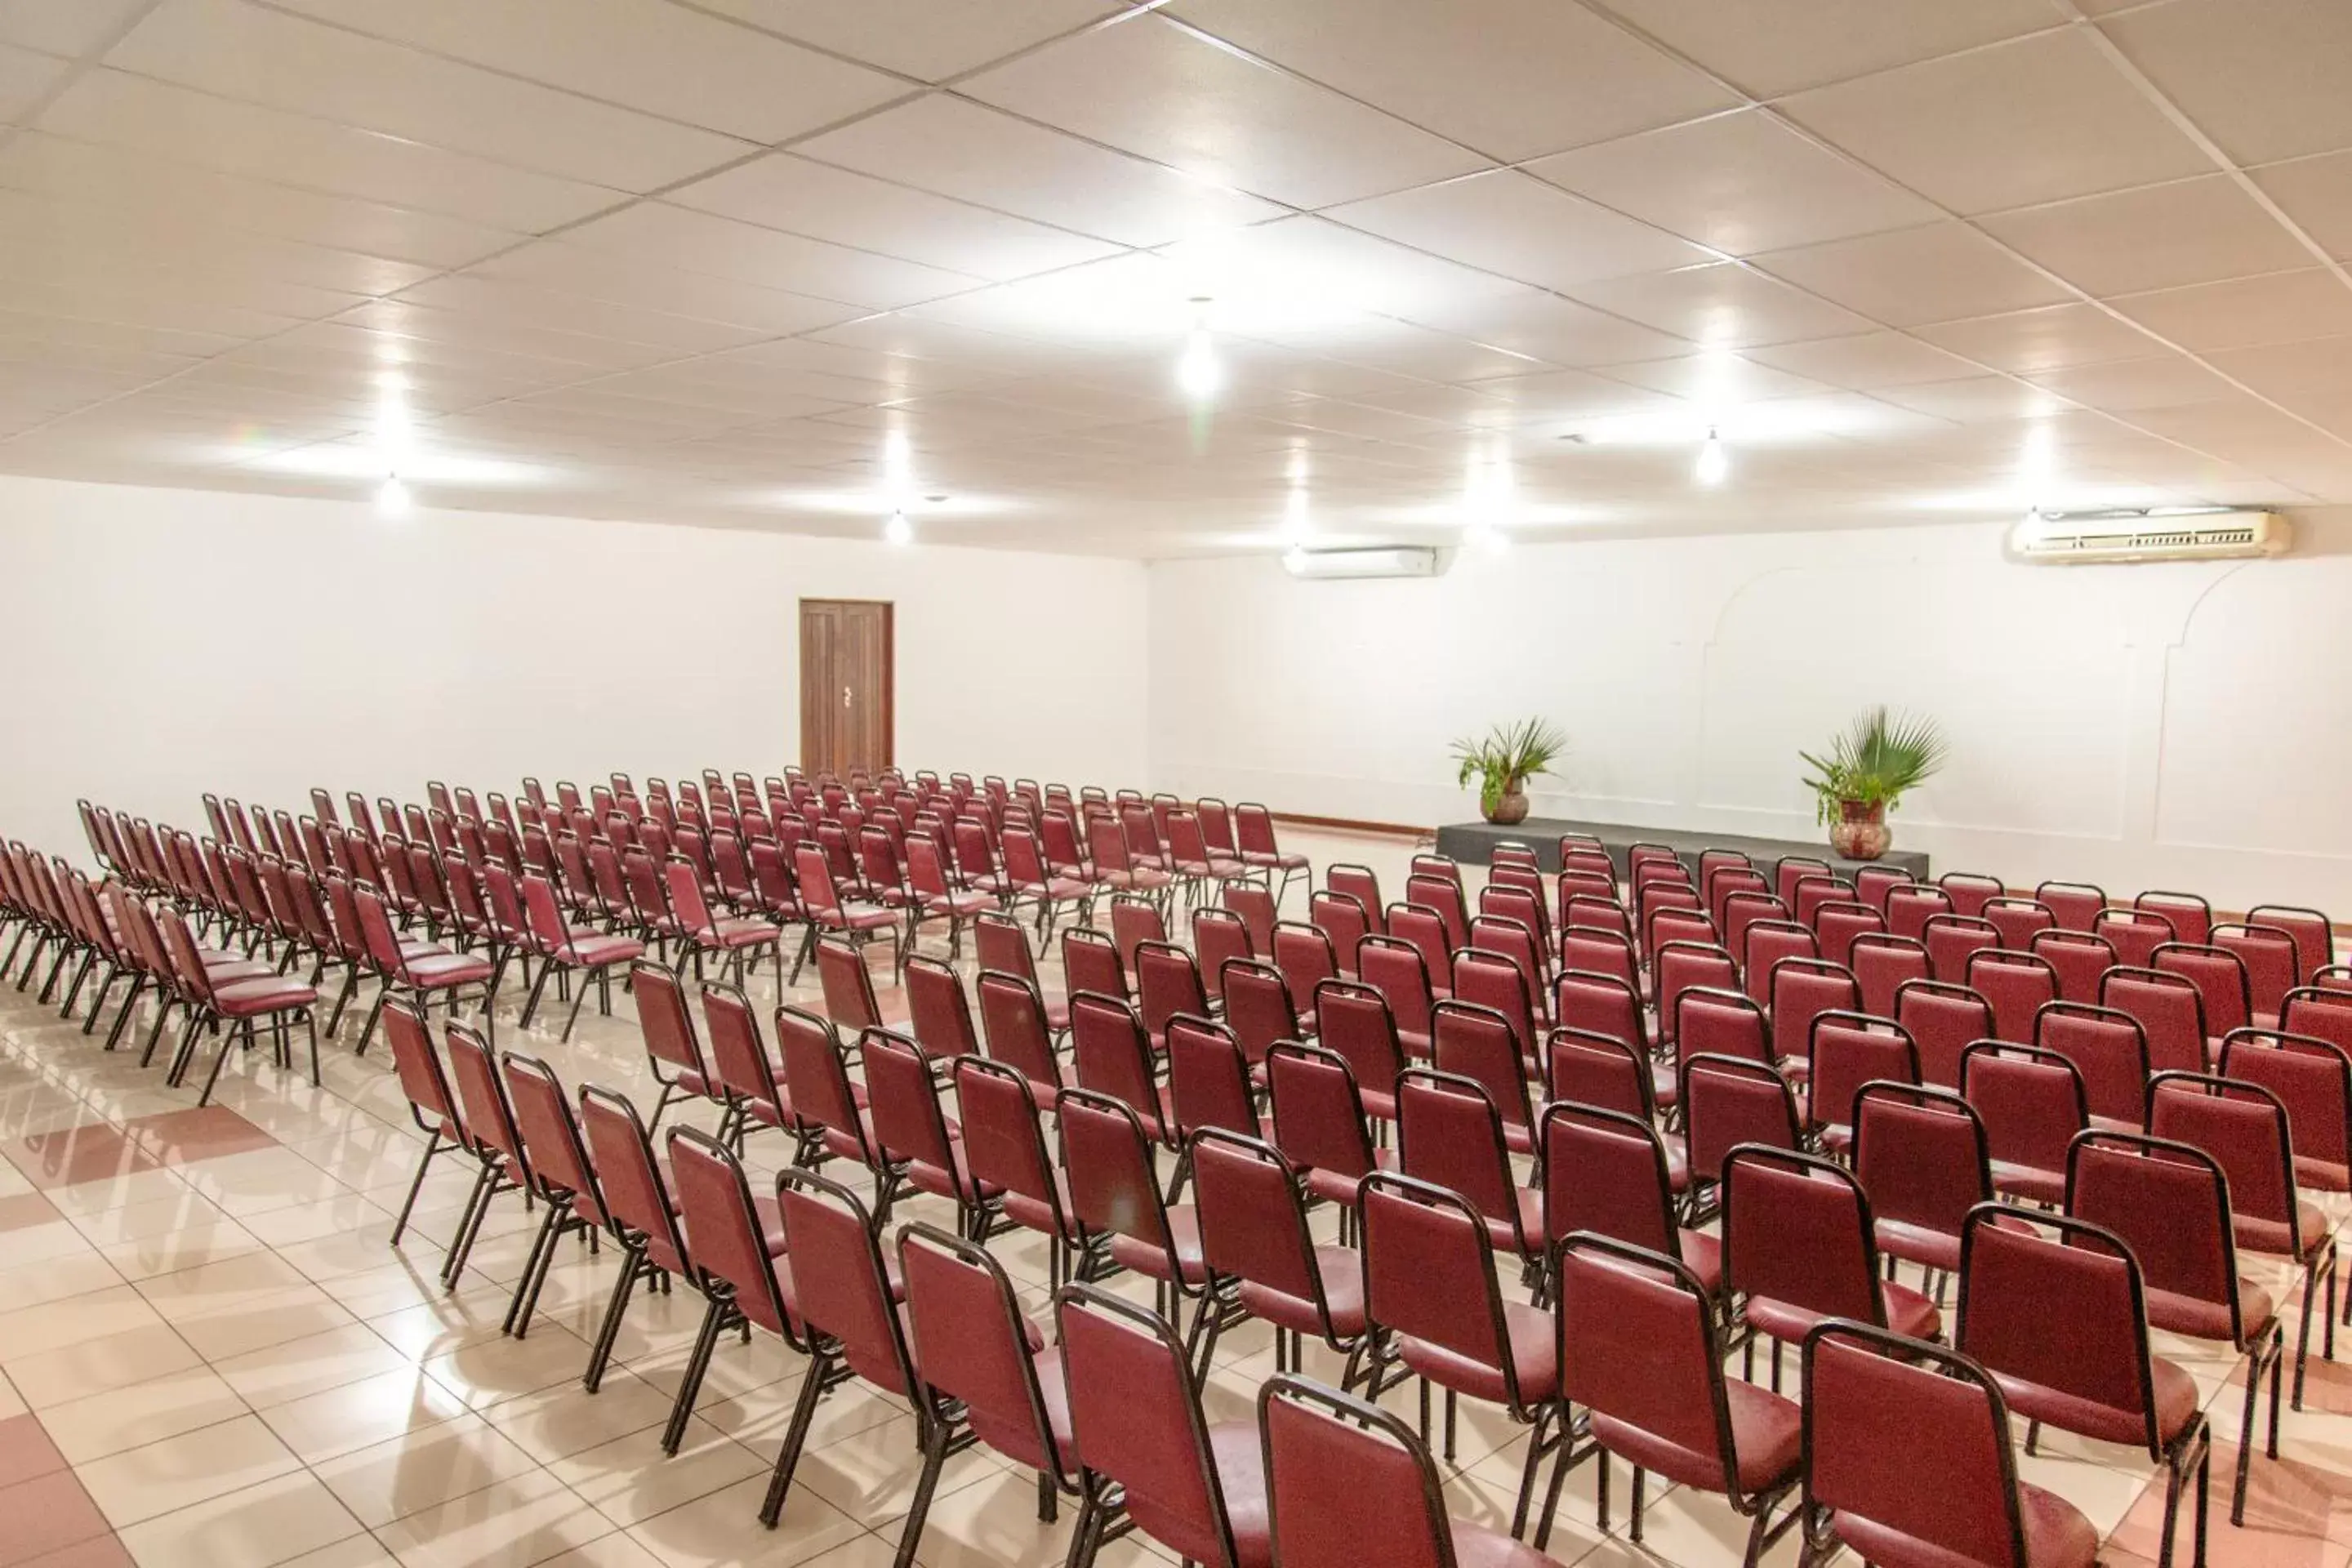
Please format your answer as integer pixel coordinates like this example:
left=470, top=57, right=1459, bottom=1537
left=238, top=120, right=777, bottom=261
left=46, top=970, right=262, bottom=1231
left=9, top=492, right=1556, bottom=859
left=530, top=1539, right=670, bottom=1568
left=256, top=1362, right=470, bottom=1465
left=115, top=1468, right=369, bottom=1568
left=555, top=1419, right=766, bottom=1530
left=0, top=1246, right=124, bottom=1313
left=2, top=1320, right=202, bottom=1410
left=421, top=1321, right=596, bottom=1412
left=787, top=1411, right=1006, bottom=1531
left=483, top=1369, right=677, bottom=1467
left=214, top=1321, right=416, bottom=1410
left=0, top=1283, right=164, bottom=1361
left=361, top=1277, right=519, bottom=1361
left=370, top=1468, right=617, bottom=1568
left=278, top=1535, right=404, bottom=1568
left=0, top=1367, right=23, bottom=1423
left=311, top=1411, right=544, bottom=1530
left=77, top=1411, right=303, bottom=1527
left=623, top=1474, right=866, bottom=1568
left=133, top=1249, right=312, bottom=1319
left=238, top=1191, right=399, bottom=1252
left=0, top=1216, right=109, bottom=1270
left=37, top=1365, right=249, bottom=1464
left=176, top=1148, right=357, bottom=1218
left=96, top=1208, right=266, bottom=1281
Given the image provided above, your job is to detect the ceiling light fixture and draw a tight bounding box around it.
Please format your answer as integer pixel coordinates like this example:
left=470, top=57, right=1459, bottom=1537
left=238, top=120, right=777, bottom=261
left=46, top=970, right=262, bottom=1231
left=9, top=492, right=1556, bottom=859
left=1281, top=486, right=1311, bottom=546
left=1176, top=296, right=1219, bottom=401
left=884, top=509, right=913, bottom=547
left=376, top=474, right=411, bottom=519
left=1695, top=426, right=1728, bottom=486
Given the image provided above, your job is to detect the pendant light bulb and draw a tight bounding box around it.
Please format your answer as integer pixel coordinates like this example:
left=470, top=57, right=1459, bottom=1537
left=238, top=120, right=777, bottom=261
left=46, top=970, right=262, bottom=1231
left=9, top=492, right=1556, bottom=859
left=376, top=474, right=411, bottom=519
left=1695, top=426, right=1729, bottom=486
left=884, top=509, right=913, bottom=547
left=1177, top=297, right=1219, bottom=400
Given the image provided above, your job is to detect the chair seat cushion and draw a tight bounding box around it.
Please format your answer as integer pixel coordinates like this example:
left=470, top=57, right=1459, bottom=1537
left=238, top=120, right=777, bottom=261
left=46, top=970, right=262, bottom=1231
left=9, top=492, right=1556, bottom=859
left=1476, top=1187, right=1545, bottom=1259
left=1206, top=1420, right=1272, bottom=1568
left=1745, top=1278, right=1940, bottom=1347
left=922, top=891, right=996, bottom=917
left=1242, top=850, right=1310, bottom=871
left=1302, top=1149, right=1394, bottom=1208
left=834, top=903, right=898, bottom=931
left=2296, top=1155, right=2350, bottom=1194
left=402, top=951, right=495, bottom=987
left=1592, top=1374, right=1800, bottom=1497
left=1677, top=1229, right=1724, bottom=1297
left=705, top=918, right=779, bottom=947
left=564, top=934, right=644, bottom=966
left=2234, top=1199, right=2330, bottom=1258
left=2144, top=1276, right=2276, bottom=1343
left=212, top=977, right=318, bottom=1016
left=1830, top=1477, right=2096, bottom=1568
left=1238, top=1244, right=1366, bottom=1339
left=1107, top=1203, right=1207, bottom=1286
left=1989, top=1158, right=2067, bottom=1207
left=1398, top=1299, right=1559, bottom=1407
left=1991, top=1353, right=2200, bottom=1449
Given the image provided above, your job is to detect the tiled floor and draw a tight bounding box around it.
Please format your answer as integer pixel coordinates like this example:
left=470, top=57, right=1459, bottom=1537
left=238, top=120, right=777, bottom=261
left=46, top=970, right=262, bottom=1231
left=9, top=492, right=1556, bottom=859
left=0, top=826, right=2343, bottom=1567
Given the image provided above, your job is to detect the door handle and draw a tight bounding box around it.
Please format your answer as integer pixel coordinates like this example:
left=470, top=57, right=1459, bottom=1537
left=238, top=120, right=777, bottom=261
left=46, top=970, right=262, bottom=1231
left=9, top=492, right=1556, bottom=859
left=841, top=685, right=852, bottom=710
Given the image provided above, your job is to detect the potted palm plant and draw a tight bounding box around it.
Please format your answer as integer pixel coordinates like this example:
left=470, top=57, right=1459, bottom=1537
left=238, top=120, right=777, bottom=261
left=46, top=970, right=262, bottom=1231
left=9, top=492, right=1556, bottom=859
left=1451, top=717, right=1566, bottom=826
left=1799, top=706, right=1948, bottom=860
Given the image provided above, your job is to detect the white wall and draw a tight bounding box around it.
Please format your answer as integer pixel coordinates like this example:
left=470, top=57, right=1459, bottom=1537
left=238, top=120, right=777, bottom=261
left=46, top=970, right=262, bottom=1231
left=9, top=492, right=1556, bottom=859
left=1147, top=510, right=2352, bottom=913
left=0, top=475, right=1149, bottom=860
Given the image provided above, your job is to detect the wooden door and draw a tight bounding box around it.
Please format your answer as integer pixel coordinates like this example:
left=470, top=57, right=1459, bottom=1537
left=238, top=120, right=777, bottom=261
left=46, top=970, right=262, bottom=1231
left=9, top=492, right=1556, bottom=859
left=799, top=599, right=893, bottom=777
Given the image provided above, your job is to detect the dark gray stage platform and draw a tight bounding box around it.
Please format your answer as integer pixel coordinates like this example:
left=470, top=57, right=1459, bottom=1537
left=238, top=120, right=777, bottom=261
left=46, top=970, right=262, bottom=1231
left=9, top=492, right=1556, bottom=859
left=1432, top=817, right=1931, bottom=881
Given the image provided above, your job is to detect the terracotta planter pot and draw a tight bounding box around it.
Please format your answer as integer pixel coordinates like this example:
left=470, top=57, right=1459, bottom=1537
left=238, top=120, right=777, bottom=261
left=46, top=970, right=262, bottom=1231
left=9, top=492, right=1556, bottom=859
left=1829, top=798, right=1891, bottom=861
left=1485, top=783, right=1530, bottom=825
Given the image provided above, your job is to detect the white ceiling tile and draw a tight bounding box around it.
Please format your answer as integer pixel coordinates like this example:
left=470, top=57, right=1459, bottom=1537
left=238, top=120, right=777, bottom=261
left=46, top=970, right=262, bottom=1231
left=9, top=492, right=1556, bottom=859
left=2100, top=0, right=2352, bottom=167
left=1246, top=316, right=1548, bottom=382
left=1565, top=261, right=1876, bottom=346
left=2248, top=150, right=2352, bottom=264
left=1742, top=332, right=1984, bottom=390
left=1753, top=223, right=2074, bottom=327
left=1589, top=352, right=1838, bottom=403
left=688, top=0, right=1123, bottom=83
left=38, top=69, right=619, bottom=231
left=105, top=0, right=748, bottom=190
left=265, top=0, right=906, bottom=143
left=956, top=13, right=1489, bottom=208
left=1913, top=302, right=2164, bottom=374
left=466, top=241, right=867, bottom=338
left=1450, top=364, right=1688, bottom=421
left=1581, top=0, right=2060, bottom=99
left=1977, top=177, right=2318, bottom=299
left=667, top=154, right=1120, bottom=282
left=2021, top=354, right=2242, bottom=413
left=559, top=202, right=983, bottom=310
left=1776, top=29, right=2212, bottom=216
left=2108, top=269, right=2352, bottom=354
left=0, top=0, right=149, bottom=57
left=795, top=96, right=1284, bottom=249
left=1324, top=170, right=1712, bottom=292
left=0, top=255, right=360, bottom=327
left=1871, top=375, right=2074, bottom=423
left=2201, top=337, right=2352, bottom=412
left=0, top=35, right=63, bottom=117
left=0, top=133, right=523, bottom=270
left=1203, top=215, right=1560, bottom=322
left=1165, top=0, right=1735, bottom=161
left=1525, top=109, right=1938, bottom=256
left=385, top=277, right=768, bottom=356
left=0, top=188, right=438, bottom=300
left=1386, top=292, right=1691, bottom=369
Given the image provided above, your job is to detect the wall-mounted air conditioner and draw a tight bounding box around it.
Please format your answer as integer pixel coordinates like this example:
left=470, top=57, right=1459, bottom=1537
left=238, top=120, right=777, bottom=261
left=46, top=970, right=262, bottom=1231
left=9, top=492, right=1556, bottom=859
left=1281, top=546, right=1446, bottom=580
left=2007, top=508, right=2290, bottom=565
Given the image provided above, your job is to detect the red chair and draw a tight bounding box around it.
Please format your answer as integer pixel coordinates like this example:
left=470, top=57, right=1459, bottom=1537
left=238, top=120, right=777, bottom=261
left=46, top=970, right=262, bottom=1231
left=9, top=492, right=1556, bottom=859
left=1136, top=939, right=1212, bottom=1051
left=973, top=970, right=1070, bottom=1107
left=1962, top=1040, right=2087, bottom=1205
left=1227, top=880, right=1278, bottom=958
left=1983, top=897, right=2057, bottom=951
left=153, top=904, right=320, bottom=1103
left=2036, top=880, right=2108, bottom=933
left=1852, top=864, right=1913, bottom=915
left=2213, top=921, right=2300, bottom=1023
left=1851, top=932, right=1930, bottom=1018
left=1055, top=1282, right=1269, bottom=1568
left=1954, top=1207, right=2211, bottom=1568
left=1060, top=1088, right=1209, bottom=1337
left=2032, top=927, right=2116, bottom=1004
left=1235, top=801, right=1309, bottom=906
left=1894, top=976, right=1993, bottom=1089
left=1563, top=920, right=1641, bottom=988
left=1062, top=925, right=1129, bottom=1008
left=1792, top=874, right=1853, bottom=932
left=1885, top=884, right=1954, bottom=942
left=2102, top=964, right=2212, bottom=1074
left=2034, top=1001, right=2149, bottom=1127
left=512, top=873, right=643, bottom=1040
left=1553, top=969, right=1648, bottom=1061
left=974, top=910, right=1066, bottom=1031
left=1466, top=915, right=1551, bottom=1027
left=790, top=840, right=900, bottom=984
left=1548, top=1027, right=1677, bottom=1153
left=1359, top=1171, right=1563, bottom=1536
left=1448, top=949, right=1540, bottom=1067
left=350, top=882, right=493, bottom=1054
left=1395, top=1068, right=1543, bottom=1267
left=1356, top=935, right=1437, bottom=1058
left=700, top=979, right=812, bottom=1165
left=1853, top=1082, right=1997, bottom=1296
left=1107, top=893, right=1166, bottom=973
left=903, top=831, right=996, bottom=961
left=1193, top=906, right=1254, bottom=1003
left=895, top=1224, right=1079, bottom=1547
left=1002, top=825, right=1092, bottom=938
left=1384, top=904, right=1454, bottom=1003
left=1070, top=991, right=1176, bottom=1147
left=1309, top=889, right=1370, bottom=977
left=1723, top=1145, right=1940, bottom=1390
left=2096, top=905, right=2178, bottom=969
left=2148, top=1070, right=2338, bottom=1405
left=1765, top=957, right=1858, bottom=1079
left=2139, top=890, right=2213, bottom=947
left=1655, top=941, right=1737, bottom=1052
left=813, top=932, right=884, bottom=1031
left=1166, top=809, right=1250, bottom=903
left=498, top=1051, right=611, bottom=1339
left=1798, top=1321, right=2097, bottom=1568
left=1541, top=1102, right=1719, bottom=1297
left=775, top=1004, right=895, bottom=1214
left=1327, top=864, right=1385, bottom=935
left=2154, top=942, right=2252, bottom=1042
left=2247, top=903, right=2334, bottom=987
left=1272, top=920, right=1342, bottom=1022
left=1222, top=958, right=1304, bottom=1071
left=1806, top=1011, right=1918, bottom=1151
left=2068, top=1130, right=2283, bottom=1524
left=1771, top=853, right=1829, bottom=910
left=1813, top=901, right=1886, bottom=969
left=380, top=996, right=492, bottom=1275
left=1264, top=1040, right=1390, bottom=1228
left=1721, top=893, right=1789, bottom=969
left=1675, top=986, right=1775, bottom=1076
left=2285, top=983, right=2352, bottom=1058
left=1940, top=871, right=2006, bottom=919
left=1681, top=1054, right=1802, bottom=1214
left=1189, top=1127, right=1369, bottom=1381
left=1432, top=1000, right=1538, bottom=1156
left=1167, top=1013, right=1263, bottom=1144
left=1548, top=1233, right=1800, bottom=1565
left=1739, top=921, right=1816, bottom=1005
left=1966, top=949, right=2057, bottom=1045
left=1312, top=979, right=1407, bottom=1120
left=866, top=1027, right=998, bottom=1237
left=441, top=1020, right=535, bottom=1295
left=952, top=1057, right=1086, bottom=1292
left=1923, top=914, right=2000, bottom=984
left=1088, top=811, right=1173, bottom=910
left=902, top=954, right=980, bottom=1060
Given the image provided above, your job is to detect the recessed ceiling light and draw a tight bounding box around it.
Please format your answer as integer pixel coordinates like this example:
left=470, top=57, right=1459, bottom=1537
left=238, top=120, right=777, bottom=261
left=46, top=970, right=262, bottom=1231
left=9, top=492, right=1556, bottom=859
left=1695, top=427, right=1729, bottom=486
left=376, top=475, right=411, bottom=519
left=884, top=509, right=913, bottom=547
left=1176, top=296, right=1219, bottom=401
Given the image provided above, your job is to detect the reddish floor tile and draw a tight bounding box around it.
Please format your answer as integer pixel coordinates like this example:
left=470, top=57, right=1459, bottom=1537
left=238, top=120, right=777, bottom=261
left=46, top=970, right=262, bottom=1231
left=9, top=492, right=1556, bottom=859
left=2108, top=1437, right=2352, bottom=1568
left=2, top=1125, right=160, bottom=1193
left=121, top=1107, right=275, bottom=1166
left=0, top=1194, right=62, bottom=1234
left=16, top=1537, right=132, bottom=1568
left=0, top=1469, right=114, bottom=1566
left=0, top=1417, right=65, bottom=1491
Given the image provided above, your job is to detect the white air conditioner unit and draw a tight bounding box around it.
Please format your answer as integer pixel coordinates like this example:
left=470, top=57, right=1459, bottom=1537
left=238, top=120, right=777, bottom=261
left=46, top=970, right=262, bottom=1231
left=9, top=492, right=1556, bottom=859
left=2007, top=508, right=2290, bottom=565
left=1281, top=546, right=1445, bottom=580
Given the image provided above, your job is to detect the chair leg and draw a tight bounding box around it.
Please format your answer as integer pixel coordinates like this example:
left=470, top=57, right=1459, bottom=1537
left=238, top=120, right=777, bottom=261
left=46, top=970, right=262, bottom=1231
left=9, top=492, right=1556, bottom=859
left=196, top=1018, right=251, bottom=1105
left=891, top=1414, right=951, bottom=1568
left=519, top=959, right=555, bottom=1030
left=502, top=1196, right=568, bottom=1338
left=560, top=968, right=594, bottom=1044
left=759, top=1346, right=835, bottom=1527
left=584, top=1247, right=644, bottom=1394
left=662, top=1297, right=730, bottom=1456
left=103, top=974, right=145, bottom=1052
left=441, top=1160, right=502, bottom=1289
left=388, top=1127, right=443, bottom=1247
left=1510, top=1405, right=1552, bottom=1539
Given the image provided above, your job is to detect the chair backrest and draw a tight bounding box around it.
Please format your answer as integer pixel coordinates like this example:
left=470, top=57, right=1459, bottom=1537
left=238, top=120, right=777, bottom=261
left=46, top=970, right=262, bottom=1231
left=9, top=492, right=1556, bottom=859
left=1851, top=933, right=1931, bottom=1018
left=1541, top=1101, right=1679, bottom=1257
left=1359, top=1172, right=1526, bottom=1407
left=775, top=1004, right=876, bottom=1165
left=1808, top=1011, right=1920, bottom=1137
left=1681, top=1054, right=1801, bottom=1185
left=1058, top=1088, right=1181, bottom=1259
left=1327, top=865, right=1384, bottom=935
left=2136, top=889, right=2212, bottom=947
left=1965, top=949, right=2059, bottom=1045
left=972, top=911, right=1040, bottom=987
left=1654, top=942, right=1738, bottom=1046
left=1885, top=884, right=1954, bottom=942
left=1769, top=959, right=1860, bottom=1067
left=1192, top=906, right=1253, bottom=1000
left=2035, top=880, right=2107, bottom=932
left=1429, top=1000, right=1534, bottom=1139
left=1740, top=921, right=1817, bottom=1003
left=1383, top=903, right=1452, bottom=996
left=2146, top=1070, right=2303, bottom=1248
left=2247, top=904, right=2334, bottom=987
left=2093, top=906, right=2176, bottom=969
left=1312, top=979, right=1407, bottom=1102
left=1257, top=1376, right=1465, bottom=1568
left=1479, top=880, right=1549, bottom=951
left=1070, top=991, right=1170, bottom=1143
left=777, top=1169, right=912, bottom=1394
left=1982, top=898, right=2056, bottom=951
left=2214, top=922, right=2303, bottom=1020
left=1725, top=1144, right=1888, bottom=1325
left=1134, top=939, right=1209, bottom=1041
left=502, top=1052, right=608, bottom=1226
left=1552, top=969, right=1644, bottom=1057
left=1937, top=872, right=2004, bottom=920
left=1923, top=915, right=2001, bottom=985
left=1062, top=927, right=1129, bottom=1006
left=898, top=1223, right=1069, bottom=1481
left=631, top=960, right=714, bottom=1089
left=2098, top=964, right=2208, bottom=1075
left=1556, top=1234, right=1745, bottom=1502
left=445, top=1021, right=528, bottom=1175
left=1310, top=890, right=1373, bottom=972
left=2283, top=985, right=2352, bottom=1057
left=1224, top=880, right=1276, bottom=955
left=1802, top=1321, right=2042, bottom=1568
left=973, top=969, right=1063, bottom=1093
left=381, top=996, right=463, bottom=1137
left=1056, top=1284, right=1244, bottom=1568
left=666, top=1126, right=796, bottom=1340
left=1108, top=894, right=1167, bottom=973
left=1273, top=920, right=1342, bottom=1018
left=864, top=1028, right=964, bottom=1196
left=1221, top=958, right=1301, bottom=1067
left=903, top=956, right=981, bottom=1058
left=951, top=1057, right=1065, bottom=1234
left=1893, top=978, right=1993, bottom=1089
left=1447, top=948, right=1538, bottom=1060
left=1814, top=902, right=1886, bottom=969
left=1962, top=1041, right=2088, bottom=1186
left=1394, top=1068, right=1526, bottom=1252
left=1561, top=922, right=1639, bottom=990
left=1192, top=1128, right=1333, bottom=1322
left=2031, top=928, right=2117, bottom=1005
left=2152, top=942, right=2252, bottom=1038
left=2033, top=1002, right=2149, bottom=1125
left=815, top=935, right=884, bottom=1031
left=1853, top=1083, right=1992, bottom=1245
left=1356, top=935, right=1434, bottom=1043
left=1956, top=1206, right=2161, bottom=1454
left=1675, top=985, right=1773, bottom=1071
left=1166, top=1014, right=1258, bottom=1142
left=1264, top=1040, right=1379, bottom=1189
left=2065, top=1130, right=2250, bottom=1344
left=1545, top=1026, right=1655, bottom=1120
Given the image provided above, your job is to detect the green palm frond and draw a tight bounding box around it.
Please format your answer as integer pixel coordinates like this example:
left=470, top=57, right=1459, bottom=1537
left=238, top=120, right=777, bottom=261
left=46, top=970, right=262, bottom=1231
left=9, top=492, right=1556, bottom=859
left=1450, top=717, right=1566, bottom=813
left=1798, top=706, right=1948, bottom=825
